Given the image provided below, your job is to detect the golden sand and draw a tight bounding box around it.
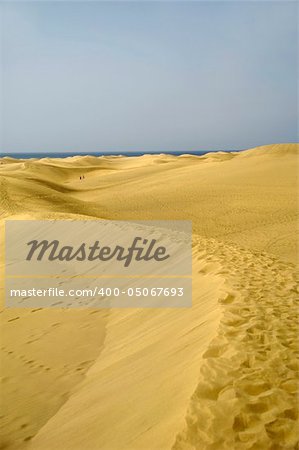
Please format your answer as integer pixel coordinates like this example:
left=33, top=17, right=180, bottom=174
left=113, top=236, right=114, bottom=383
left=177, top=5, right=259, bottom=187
left=0, top=143, right=298, bottom=449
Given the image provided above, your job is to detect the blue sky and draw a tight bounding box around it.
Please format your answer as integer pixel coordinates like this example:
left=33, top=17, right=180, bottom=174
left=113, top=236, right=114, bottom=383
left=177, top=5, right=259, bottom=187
left=1, top=1, right=297, bottom=153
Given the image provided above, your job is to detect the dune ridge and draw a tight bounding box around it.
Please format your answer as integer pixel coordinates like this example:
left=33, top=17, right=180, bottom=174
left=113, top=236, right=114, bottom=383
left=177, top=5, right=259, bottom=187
left=26, top=240, right=228, bottom=450
left=0, top=143, right=298, bottom=449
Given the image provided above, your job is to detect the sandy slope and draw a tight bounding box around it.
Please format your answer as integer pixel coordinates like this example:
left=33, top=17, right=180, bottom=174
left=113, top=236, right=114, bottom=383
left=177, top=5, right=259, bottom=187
left=0, top=217, right=108, bottom=449
left=0, top=143, right=298, bottom=449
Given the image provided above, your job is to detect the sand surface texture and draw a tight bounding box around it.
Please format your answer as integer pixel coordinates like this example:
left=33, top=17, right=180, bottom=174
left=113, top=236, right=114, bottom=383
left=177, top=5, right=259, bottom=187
left=0, top=143, right=298, bottom=449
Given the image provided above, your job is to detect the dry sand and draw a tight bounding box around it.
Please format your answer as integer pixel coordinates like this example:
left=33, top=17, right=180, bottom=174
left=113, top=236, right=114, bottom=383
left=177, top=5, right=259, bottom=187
left=0, top=143, right=298, bottom=449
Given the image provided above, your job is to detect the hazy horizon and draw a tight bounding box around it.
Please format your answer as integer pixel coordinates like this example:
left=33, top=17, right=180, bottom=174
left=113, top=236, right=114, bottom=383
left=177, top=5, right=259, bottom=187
left=1, top=143, right=298, bottom=157
left=1, top=1, right=297, bottom=154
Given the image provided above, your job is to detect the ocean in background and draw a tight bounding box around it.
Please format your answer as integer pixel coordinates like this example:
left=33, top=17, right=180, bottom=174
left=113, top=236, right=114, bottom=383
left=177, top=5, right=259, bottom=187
left=1, top=150, right=241, bottom=159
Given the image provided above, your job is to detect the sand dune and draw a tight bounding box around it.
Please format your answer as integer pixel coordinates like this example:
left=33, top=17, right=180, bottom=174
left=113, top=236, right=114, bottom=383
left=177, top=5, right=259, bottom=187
left=0, top=143, right=298, bottom=449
